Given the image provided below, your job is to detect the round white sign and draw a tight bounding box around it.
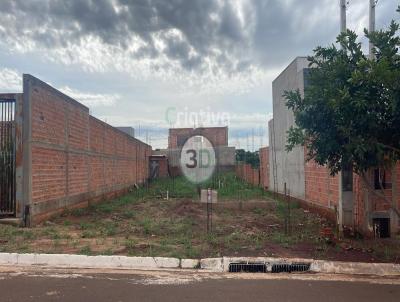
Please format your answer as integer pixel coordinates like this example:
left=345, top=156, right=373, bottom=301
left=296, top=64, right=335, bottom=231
left=180, top=135, right=216, bottom=184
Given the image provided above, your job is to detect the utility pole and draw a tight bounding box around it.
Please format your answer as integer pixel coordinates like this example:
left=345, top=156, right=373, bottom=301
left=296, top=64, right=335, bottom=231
left=338, top=0, right=348, bottom=236
left=369, top=0, right=376, bottom=59
left=340, top=0, right=347, bottom=34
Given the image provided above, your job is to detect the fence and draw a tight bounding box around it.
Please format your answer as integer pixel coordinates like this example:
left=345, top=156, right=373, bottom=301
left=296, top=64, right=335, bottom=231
left=0, top=99, right=16, bottom=216
left=0, top=75, right=152, bottom=225
left=235, top=147, right=269, bottom=188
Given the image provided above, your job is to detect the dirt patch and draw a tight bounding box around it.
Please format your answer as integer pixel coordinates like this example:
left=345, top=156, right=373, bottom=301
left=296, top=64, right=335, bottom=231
left=0, top=192, right=399, bottom=263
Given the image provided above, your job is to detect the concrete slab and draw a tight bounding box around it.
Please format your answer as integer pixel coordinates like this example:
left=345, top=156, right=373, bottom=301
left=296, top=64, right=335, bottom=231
left=181, top=259, right=200, bottom=269
left=0, top=253, right=399, bottom=276
left=312, top=260, right=400, bottom=276
left=200, top=258, right=223, bottom=272
left=0, top=253, right=180, bottom=270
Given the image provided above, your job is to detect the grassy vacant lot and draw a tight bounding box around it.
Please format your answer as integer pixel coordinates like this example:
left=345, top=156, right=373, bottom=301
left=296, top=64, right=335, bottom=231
left=0, top=173, right=399, bottom=263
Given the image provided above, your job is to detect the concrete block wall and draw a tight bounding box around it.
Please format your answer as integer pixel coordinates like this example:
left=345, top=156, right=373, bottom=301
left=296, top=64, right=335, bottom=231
left=269, top=57, right=308, bottom=199
left=24, top=74, right=151, bottom=224
left=268, top=56, right=400, bottom=236
left=259, top=147, right=269, bottom=189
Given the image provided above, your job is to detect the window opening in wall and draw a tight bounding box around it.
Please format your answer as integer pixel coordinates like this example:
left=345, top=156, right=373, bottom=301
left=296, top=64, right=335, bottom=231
left=373, top=218, right=390, bottom=238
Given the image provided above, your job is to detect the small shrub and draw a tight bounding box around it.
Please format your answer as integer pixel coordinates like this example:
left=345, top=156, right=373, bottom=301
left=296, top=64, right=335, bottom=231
left=70, top=208, right=88, bottom=217
left=121, top=210, right=135, bottom=219
left=81, top=230, right=97, bottom=238
left=22, top=230, right=36, bottom=240
left=101, top=223, right=118, bottom=236
left=79, top=245, right=92, bottom=255
left=95, top=203, right=115, bottom=214
left=139, top=218, right=154, bottom=235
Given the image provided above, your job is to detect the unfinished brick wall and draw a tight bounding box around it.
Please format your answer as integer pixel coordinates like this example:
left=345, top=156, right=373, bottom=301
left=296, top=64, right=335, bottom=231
left=304, top=159, right=339, bottom=209
left=252, top=168, right=260, bottom=186
left=244, top=164, right=252, bottom=184
left=235, top=147, right=269, bottom=188
left=26, top=75, right=151, bottom=223
left=259, top=147, right=269, bottom=189
left=236, top=162, right=260, bottom=187
left=304, top=156, right=400, bottom=235
left=168, top=127, right=228, bottom=149
left=149, top=156, right=169, bottom=179
left=353, top=165, right=400, bottom=235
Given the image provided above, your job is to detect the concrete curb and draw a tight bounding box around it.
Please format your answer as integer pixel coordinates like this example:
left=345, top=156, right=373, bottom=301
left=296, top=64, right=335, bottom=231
left=0, top=253, right=180, bottom=270
left=0, top=253, right=399, bottom=276
left=222, top=257, right=400, bottom=276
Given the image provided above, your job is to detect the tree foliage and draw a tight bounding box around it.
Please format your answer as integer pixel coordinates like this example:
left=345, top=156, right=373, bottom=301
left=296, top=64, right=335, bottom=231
left=235, top=149, right=260, bottom=168
left=285, top=9, right=400, bottom=177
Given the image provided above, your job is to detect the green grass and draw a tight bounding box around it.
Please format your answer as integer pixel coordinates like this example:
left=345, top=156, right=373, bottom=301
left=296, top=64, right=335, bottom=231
left=269, top=232, right=298, bottom=247
left=144, top=172, right=269, bottom=201
left=79, top=245, right=93, bottom=255
left=81, top=230, right=98, bottom=238
left=100, top=222, right=118, bottom=237
left=1, top=171, right=397, bottom=262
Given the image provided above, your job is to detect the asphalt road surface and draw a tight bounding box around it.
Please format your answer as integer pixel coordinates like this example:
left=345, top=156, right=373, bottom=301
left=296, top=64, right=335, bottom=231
left=0, top=267, right=399, bottom=302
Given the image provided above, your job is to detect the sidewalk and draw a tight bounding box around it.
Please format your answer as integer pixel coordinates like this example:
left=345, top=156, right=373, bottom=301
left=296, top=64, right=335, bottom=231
left=0, top=253, right=399, bottom=277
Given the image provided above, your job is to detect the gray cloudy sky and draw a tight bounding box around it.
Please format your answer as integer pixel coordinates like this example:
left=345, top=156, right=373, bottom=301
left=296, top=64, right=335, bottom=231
left=0, top=0, right=398, bottom=149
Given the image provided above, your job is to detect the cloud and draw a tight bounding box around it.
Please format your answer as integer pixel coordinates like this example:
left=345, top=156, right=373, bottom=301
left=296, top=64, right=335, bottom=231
left=59, top=86, right=120, bottom=107
left=0, top=0, right=249, bottom=70
left=1, top=1, right=397, bottom=70
left=0, top=68, right=22, bottom=92
left=0, top=67, right=119, bottom=108
left=0, top=0, right=398, bottom=150
left=0, top=0, right=396, bottom=96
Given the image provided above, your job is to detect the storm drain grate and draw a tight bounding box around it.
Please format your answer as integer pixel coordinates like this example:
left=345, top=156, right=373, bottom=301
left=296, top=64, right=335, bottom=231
left=229, top=262, right=267, bottom=273
left=271, top=263, right=311, bottom=273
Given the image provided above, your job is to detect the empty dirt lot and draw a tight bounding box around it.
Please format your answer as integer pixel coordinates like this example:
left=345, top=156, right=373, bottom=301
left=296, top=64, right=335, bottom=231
left=0, top=174, right=399, bottom=263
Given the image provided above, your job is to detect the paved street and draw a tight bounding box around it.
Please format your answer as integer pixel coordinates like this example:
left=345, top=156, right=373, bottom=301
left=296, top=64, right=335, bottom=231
left=0, top=267, right=399, bottom=302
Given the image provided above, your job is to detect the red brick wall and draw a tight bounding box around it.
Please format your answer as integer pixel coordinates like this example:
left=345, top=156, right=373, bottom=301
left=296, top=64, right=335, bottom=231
left=304, top=159, right=339, bottom=209
left=259, top=147, right=269, bottom=189
left=168, top=127, right=228, bottom=149
left=28, top=77, right=151, bottom=223
left=353, top=165, right=400, bottom=234
left=149, top=157, right=169, bottom=179
left=31, top=146, right=66, bottom=203
left=244, top=164, right=252, bottom=184
left=236, top=162, right=260, bottom=187
left=159, top=158, right=169, bottom=178
left=252, top=168, right=260, bottom=186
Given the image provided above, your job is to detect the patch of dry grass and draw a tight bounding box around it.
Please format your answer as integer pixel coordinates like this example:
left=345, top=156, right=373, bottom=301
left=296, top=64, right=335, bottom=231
left=0, top=175, right=398, bottom=263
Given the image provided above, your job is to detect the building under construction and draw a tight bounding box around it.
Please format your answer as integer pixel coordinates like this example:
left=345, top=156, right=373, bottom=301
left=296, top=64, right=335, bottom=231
left=267, top=57, right=400, bottom=238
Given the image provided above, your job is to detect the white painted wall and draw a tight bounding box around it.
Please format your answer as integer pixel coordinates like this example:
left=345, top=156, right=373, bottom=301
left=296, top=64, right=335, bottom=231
left=269, top=57, right=309, bottom=199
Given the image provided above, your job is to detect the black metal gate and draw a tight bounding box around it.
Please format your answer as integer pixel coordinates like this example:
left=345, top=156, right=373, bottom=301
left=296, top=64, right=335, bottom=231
left=0, top=99, right=16, bottom=216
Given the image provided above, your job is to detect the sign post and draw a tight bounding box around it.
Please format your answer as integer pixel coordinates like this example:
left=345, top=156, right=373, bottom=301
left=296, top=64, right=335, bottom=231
left=201, top=188, right=217, bottom=234
left=207, top=188, right=212, bottom=233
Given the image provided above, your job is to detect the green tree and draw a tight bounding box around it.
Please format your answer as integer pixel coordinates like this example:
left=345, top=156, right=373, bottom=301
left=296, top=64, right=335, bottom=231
left=235, top=149, right=260, bottom=168
left=285, top=7, right=400, bottom=215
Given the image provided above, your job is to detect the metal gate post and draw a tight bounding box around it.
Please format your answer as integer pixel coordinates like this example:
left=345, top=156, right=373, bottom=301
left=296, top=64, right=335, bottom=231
left=0, top=97, right=17, bottom=216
